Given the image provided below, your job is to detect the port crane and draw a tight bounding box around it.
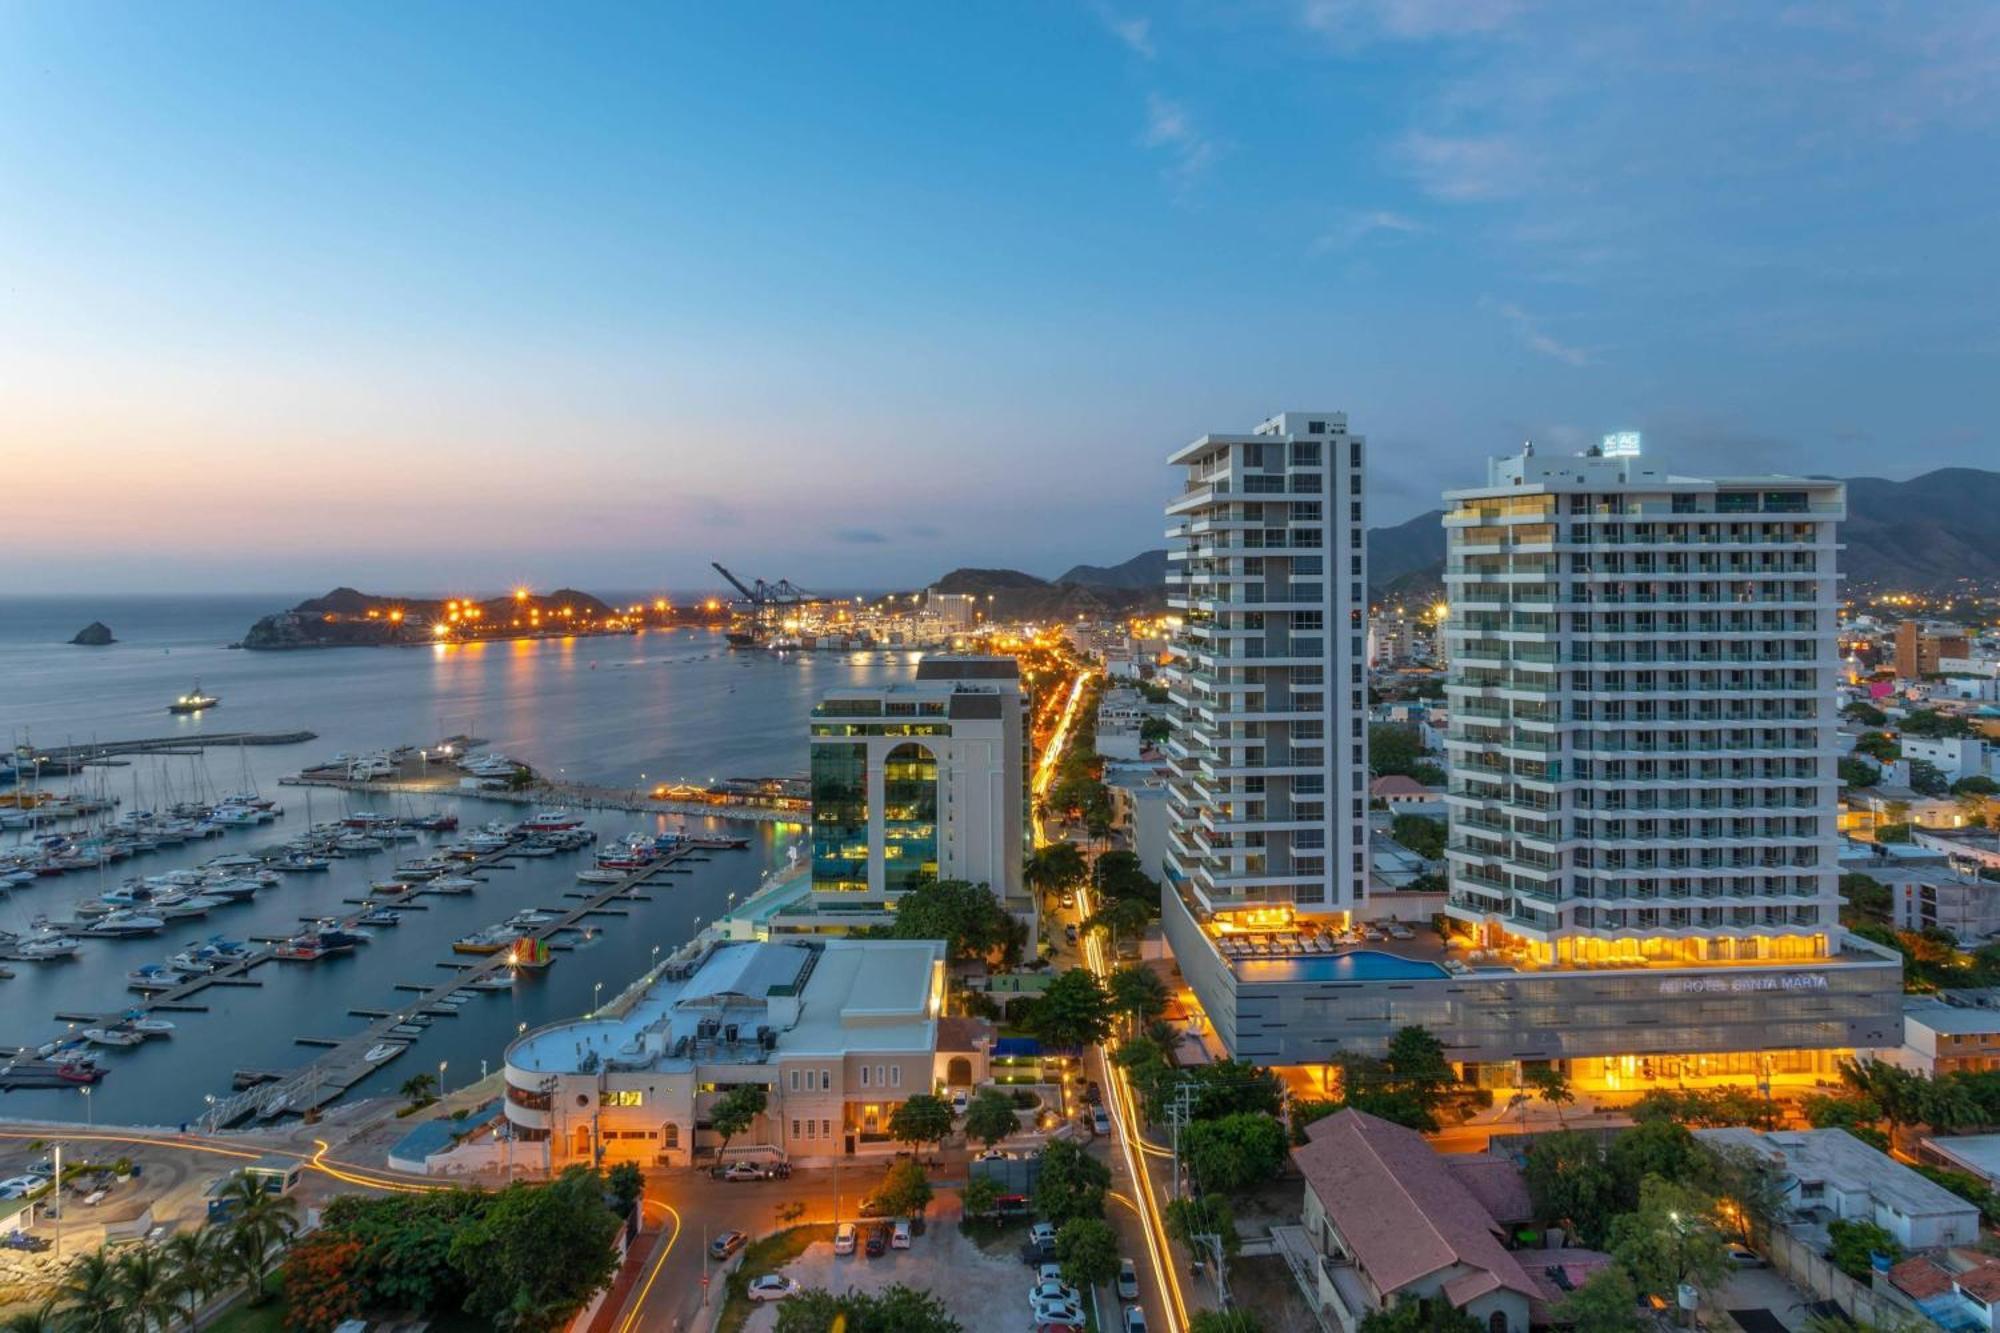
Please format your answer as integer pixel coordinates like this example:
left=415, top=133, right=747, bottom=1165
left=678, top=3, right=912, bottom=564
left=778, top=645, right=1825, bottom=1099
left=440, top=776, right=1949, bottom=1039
left=710, top=563, right=818, bottom=647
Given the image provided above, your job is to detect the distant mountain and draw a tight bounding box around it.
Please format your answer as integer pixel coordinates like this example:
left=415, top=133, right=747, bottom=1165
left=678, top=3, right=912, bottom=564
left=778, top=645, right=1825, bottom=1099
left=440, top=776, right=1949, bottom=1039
left=1367, top=511, right=1448, bottom=588
left=927, top=567, right=1156, bottom=621
left=242, top=586, right=622, bottom=649
left=1841, top=468, right=2000, bottom=591
left=1057, top=550, right=1168, bottom=590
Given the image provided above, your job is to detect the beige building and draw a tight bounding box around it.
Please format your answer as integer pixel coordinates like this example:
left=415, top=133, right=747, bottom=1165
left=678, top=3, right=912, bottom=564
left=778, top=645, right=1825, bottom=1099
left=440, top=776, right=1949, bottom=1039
left=502, top=937, right=985, bottom=1169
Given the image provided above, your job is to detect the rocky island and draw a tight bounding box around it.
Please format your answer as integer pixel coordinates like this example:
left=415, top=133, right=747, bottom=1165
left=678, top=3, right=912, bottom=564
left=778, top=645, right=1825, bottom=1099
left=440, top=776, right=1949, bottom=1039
left=237, top=586, right=719, bottom=650
left=69, top=621, right=116, bottom=645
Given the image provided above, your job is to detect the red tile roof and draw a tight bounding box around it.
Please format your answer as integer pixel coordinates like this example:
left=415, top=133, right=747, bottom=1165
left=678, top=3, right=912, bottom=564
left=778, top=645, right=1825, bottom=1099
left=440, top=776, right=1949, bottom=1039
left=1293, top=1109, right=1541, bottom=1305
left=1371, top=775, right=1432, bottom=796
left=1889, top=1256, right=1954, bottom=1301
left=1957, top=1263, right=2000, bottom=1304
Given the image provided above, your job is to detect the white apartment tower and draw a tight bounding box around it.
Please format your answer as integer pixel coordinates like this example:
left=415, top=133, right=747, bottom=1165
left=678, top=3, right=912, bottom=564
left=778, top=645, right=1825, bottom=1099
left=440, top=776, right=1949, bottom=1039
left=1163, top=412, right=1369, bottom=918
left=1442, top=443, right=1846, bottom=968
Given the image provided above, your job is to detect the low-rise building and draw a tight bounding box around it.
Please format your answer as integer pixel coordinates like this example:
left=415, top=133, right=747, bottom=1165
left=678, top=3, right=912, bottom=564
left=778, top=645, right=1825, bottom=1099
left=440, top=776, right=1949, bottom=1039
left=1905, top=737, right=1998, bottom=784
left=1882, top=865, right=2000, bottom=944
left=502, top=937, right=958, bottom=1169
left=1290, top=1109, right=1595, bottom=1333
left=1096, top=687, right=1146, bottom=762
left=1895, top=998, right=2000, bottom=1077
left=1105, top=764, right=1171, bottom=883
left=1695, top=1127, right=1980, bottom=1252
left=1915, top=830, right=2000, bottom=875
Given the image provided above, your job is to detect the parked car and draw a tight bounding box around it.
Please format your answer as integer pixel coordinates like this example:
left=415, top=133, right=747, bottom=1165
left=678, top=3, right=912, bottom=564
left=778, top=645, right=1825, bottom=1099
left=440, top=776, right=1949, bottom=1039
left=1038, top=1262, right=1066, bottom=1285
left=1117, top=1257, right=1139, bottom=1300
left=865, top=1225, right=890, bottom=1258
left=0, top=1176, right=43, bottom=1200
left=1123, top=1304, right=1148, bottom=1331
left=1033, top=1301, right=1086, bottom=1327
left=891, top=1219, right=913, bottom=1250
left=1727, top=1246, right=1767, bottom=1269
left=1029, top=1280, right=1080, bottom=1308
left=951, top=1090, right=969, bottom=1115
left=721, top=1161, right=768, bottom=1182
left=1083, top=1081, right=1103, bottom=1106
left=834, top=1222, right=857, bottom=1255
left=709, top=1230, right=747, bottom=1261
left=995, top=1193, right=1031, bottom=1217
left=1092, top=1107, right=1113, bottom=1136
left=746, top=1275, right=799, bottom=1303
left=1029, top=1222, right=1058, bottom=1250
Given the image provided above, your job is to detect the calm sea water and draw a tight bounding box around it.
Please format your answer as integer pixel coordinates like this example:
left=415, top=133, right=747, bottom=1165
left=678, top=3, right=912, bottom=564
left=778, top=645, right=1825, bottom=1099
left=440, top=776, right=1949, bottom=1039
left=0, top=595, right=913, bottom=1124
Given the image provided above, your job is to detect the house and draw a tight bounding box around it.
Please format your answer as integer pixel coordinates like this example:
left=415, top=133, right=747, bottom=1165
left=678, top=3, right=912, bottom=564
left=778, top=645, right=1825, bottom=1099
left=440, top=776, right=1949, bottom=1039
left=1291, top=1109, right=1570, bottom=1333
left=1695, top=1127, right=1980, bottom=1251
left=1896, top=998, right=2000, bottom=1076
left=1371, top=775, right=1442, bottom=810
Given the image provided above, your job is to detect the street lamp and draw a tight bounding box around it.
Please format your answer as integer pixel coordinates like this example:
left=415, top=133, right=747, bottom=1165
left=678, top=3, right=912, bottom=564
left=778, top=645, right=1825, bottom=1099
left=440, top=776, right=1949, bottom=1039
left=79, top=1086, right=92, bottom=1128
left=593, top=981, right=604, bottom=1015
left=438, top=1060, right=448, bottom=1098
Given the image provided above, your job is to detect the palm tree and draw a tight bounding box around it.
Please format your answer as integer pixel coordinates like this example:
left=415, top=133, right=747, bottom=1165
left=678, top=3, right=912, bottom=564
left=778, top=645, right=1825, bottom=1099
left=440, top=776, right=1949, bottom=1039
left=113, top=1244, right=179, bottom=1332
left=50, top=1248, right=126, bottom=1333
left=215, top=1175, right=299, bottom=1303
left=160, top=1231, right=220, bottom=1330
left=399, top=1072, right=438, bottom=1106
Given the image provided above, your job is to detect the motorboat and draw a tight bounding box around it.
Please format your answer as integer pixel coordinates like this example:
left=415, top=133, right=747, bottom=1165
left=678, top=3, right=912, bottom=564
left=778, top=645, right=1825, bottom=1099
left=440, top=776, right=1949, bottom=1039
left=168, top=683, right=219, bottom=714
left=276, top=855, right=331, bottom=873
left=394, top=859, right=451, bottom=880
left=453, top=927, right=511, bottom=955
left=272, top=937, right=328, bottom=962
left=334, top=835, right=385, bottom=854
left=508, top=909, right=555, bottom=927
left=85, top=911, right=166, bottom=938
left=16, top=932, right=81, bottom=961
left=201, top=879, right=260, bottom=902
left=576, top=868, right=626, bottom=885
left=512, top=840, right=559, bottom=858
left=356, top=907, right=402, bottom=927
left=127, top=1017, right=175, bottom=1038
left=518, top=810, right=585, bottom=832
left=83, top=1026, right=143, bottom=1048
left=151, top=892, right=223, bottom=920
left=127, top=964, right=187, bottom=991
left=466, top=973, right=515, bottom=991
left=429, top=876, right=478, bottom=894
left=362, top=1043, right=406, bottom=1063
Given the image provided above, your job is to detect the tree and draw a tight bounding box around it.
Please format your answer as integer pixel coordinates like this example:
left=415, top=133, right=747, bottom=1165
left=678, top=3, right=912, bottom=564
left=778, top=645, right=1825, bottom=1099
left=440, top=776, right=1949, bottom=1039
left=1190, top=1314, right=1267, bottom=1333
left=400, top=1072, right=438, bottom=1107
left=963, top=1089, right=1021, bottom=1148
left=890, top=878, right=1022, bottom=964
left=1384, top=1026, right=1454, bottom=1098
left=1525, top=1131, right=1621, bottom=1247
left=1910, top=759, right=1951, bottom=797
left=961, top=1173, right=1004, bottom=1219
left=0, top=1302, right=59, bottom=1333
left=888, top=1094, right=955, bottom=1155
left=874, top=1158, right=934, bottom=1219
left=1839, top=755, right=1881, bottom=789
left=1163, top=1196, right=1240, bottom=1260
left=774, top=1283, right=962, bottom=1333
left=1114, top=1035, right=1179, bottom=1124
left=709, top=1083, right=768, bottom=1162
left=50, top=1248, right=125, bottom=1333
left=216, top=1173, right=300, bottom=1302
left=1855, top=731, right=1901, bottom=763
left=112, top=1243, right=180, bottom=1332
left=1029, top=968, right=1113, bottom=1050
left=1181, top=1113, right=1289, bottom=1195
left=1955, top=775, right=1999, bottom=797
left=1094, top=850, right=1162, bottom=905
left=317, top=1189, right=488, bottom=1315
left=1358, top=1300, right=1482, bottom=1333
left=1288, top=1099, right=1343, bottom=1145
left=1035, top=1139, right=1111, bottom=1225
left=1390, top=813, right=1447, bottom=860
left=1027, top=842, right=1087, bottom=895
left=1554, top=1266, right=1642, bottom=1333
left=606, top=1161, right=644, bottom=1218
left=1843, top=701, right=1888, bottom=727
left=1108, top=964, right=1169, bottom=1032
left=1055, top=1216, right=1120, bottom=1289
left=1607, top=1178, right=1732, bottom=1304
left=1369, top=724, right=1428, bottom=778
left=283, top=1232, right=366, bottom=1333
left=1828, top=1218, right=1902, bottom=1281
left=449, top=1168, right=621, bottom=1331
left=161, top=1229, right=222, bottom=1330
left=1087, top=896, right=1152, bottom=949
left=1180, top=1059, right=1284, bottom=1122
left=1524, top=1064, right=1574, bottom=1123
left=1606, top=1121, right=1701, bottom=1207
left=1903, top=709, right=1973, bottom=739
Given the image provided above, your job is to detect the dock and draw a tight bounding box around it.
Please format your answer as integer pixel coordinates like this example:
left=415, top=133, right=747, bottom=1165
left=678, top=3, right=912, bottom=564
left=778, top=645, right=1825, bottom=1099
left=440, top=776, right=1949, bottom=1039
left=20, top=731, right=318, bottom=774
left=279, top=773, right=803, bottom=824
left=197, top=840, right=713, bottom=1127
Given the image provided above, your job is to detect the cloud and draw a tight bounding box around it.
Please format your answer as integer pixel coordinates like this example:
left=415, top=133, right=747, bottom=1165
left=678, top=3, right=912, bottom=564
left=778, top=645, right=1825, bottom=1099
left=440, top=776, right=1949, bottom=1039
left=1398, top=132, right=1529, bottom=201
left=1094, top=5, right=1155, bottom=58
left=904, top=522, right=943, bottom=539
left=831, top=527, right=888, bottom=544
left=1311, top=209, right=1428, bottom=253
left=1484, top=299, right=1591, bottom=366
left=1142, top=94, right=1220, bottom=189
left=1302, top=0, right=1525, bottom=41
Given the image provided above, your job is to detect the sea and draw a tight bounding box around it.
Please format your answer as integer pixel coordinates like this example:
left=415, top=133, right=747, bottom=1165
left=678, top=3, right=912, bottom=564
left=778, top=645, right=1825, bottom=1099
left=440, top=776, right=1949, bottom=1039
left=0, top=595, right=915, bottom=1125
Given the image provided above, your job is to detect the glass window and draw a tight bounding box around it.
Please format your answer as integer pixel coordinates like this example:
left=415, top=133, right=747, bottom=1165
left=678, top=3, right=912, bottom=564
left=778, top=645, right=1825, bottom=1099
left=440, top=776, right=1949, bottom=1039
left=811, top=742, right=870, bottom=893
left=882, top=741, right=939, bottom=898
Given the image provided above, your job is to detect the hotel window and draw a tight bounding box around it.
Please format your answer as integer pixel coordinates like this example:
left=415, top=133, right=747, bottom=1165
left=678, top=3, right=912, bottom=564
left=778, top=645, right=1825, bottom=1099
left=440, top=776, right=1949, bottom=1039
left=823, top=1119, right=832, bottom=1138
left=890, top=1066, right=901, bottom=1088
left=822, top=1070, right=832, bottom=1090
left=792, top=1120, right=801, bottom=1140
left=876, top=1065, right=886, bottom=1087
left=663, top=1124, right=679, bottom=1149
left=789, top=1071, right=799, bottom=1091
left=806, top=1119, right=816, bottom=1139
left=604, top=1090, right=645, bottom=1108
left=860, top=1066, right=870, bottom=1087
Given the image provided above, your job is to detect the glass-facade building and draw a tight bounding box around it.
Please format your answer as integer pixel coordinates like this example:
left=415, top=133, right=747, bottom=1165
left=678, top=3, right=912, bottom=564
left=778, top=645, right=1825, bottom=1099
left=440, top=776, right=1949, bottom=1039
left=806, top=656, right=1029, bottom=928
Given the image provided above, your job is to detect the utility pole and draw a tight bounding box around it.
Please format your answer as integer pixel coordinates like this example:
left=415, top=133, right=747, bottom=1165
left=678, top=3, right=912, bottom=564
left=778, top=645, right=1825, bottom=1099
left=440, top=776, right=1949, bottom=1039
left=51, top=1141, right=62, bottom=1262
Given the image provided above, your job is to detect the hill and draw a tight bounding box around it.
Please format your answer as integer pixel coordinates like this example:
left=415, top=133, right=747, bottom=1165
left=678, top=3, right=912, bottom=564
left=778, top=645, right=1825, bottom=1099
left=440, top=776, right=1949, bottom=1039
left=242, top=587, right=622, bottom=649
left=1056, top=550, right=1168, bottom=591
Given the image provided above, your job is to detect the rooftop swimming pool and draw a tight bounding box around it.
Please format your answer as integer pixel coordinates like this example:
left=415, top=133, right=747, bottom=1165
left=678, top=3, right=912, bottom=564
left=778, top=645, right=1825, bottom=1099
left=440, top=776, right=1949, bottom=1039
left=1231, top=949, right=1450, bottom=984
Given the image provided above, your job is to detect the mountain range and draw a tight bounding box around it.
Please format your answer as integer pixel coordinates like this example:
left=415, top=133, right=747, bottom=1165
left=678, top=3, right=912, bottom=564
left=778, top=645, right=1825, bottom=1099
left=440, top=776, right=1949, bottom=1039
left=1029, top=466, right=1999, bottom=610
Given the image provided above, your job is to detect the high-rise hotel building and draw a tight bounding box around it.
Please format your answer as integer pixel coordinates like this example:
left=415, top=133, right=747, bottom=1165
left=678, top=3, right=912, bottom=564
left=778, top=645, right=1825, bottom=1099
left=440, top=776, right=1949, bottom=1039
left=1159, top=436, right=1898, bottom=1091
left=1161, top=411, right=1369, bottom=920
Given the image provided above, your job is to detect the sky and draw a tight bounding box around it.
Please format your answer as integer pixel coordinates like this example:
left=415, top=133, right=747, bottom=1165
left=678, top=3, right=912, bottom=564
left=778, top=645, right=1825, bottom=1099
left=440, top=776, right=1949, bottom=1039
left=3, top=1, right=1997, bottom=594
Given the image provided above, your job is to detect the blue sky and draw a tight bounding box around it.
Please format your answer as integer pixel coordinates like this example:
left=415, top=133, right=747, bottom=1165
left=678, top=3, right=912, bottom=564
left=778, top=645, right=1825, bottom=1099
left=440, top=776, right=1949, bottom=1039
left=4, top=1, right=1996, bottom=593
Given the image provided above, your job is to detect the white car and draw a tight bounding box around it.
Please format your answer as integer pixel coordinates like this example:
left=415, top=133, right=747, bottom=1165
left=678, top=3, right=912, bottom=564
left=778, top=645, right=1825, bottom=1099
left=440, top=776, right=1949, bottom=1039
left=0, top=1176, right=43, bottom=1200
left=721, top=1162, right=768, bottom=1181
left=746, top=1275, right=799, bottom=1303
left=1029, top=1280, right=1080, bottom=1307
left=1124, top=1305, right=1149, bottom=1331
left=834, top=1222, right=857, bottom=1255
left=1028, top=1222, right=1058, bottom=1249
left=951, top=1090, right=969, bottom=1115
left=1034, top=1304, right=1087, bottom=1328
left=1117, top=1257, right=1139, bottom=1300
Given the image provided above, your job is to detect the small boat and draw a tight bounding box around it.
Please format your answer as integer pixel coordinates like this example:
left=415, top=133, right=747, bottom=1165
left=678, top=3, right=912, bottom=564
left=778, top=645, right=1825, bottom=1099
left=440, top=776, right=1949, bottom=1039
left=83, top=1026, right=144, bottom=1048
left=127, top=965, right=186, bottom=992
left=429, top=876, right=479, bottom=894
left=273, top=937, right=328, bottom=962
left=56, top=1060, right=105, bottom=1084
left=357, top=908, right=402, bottom=927
left=168, top=683, right=219, bottom=714
left=467, top=973, right=515, bottom=991
left=128, top=1017, right=175, bottom=1037
left=394, top=859, right=451, bottom=880
left=387, top=1024, right=424, bottom=1037
left=363, top=1043, right=406, bottom=1063
left=334, top=835, right=385, bottom=854
left=519, top=810, right=585, bottom=832
left=512, top=841, right=559, bottom=858
left=453, top=927, right=511, bottom=955
left=576, top=869, right=626, bottom=885
left=370, top=880, right=411, bottom=897
left=275, top=855, right=331, bottom=873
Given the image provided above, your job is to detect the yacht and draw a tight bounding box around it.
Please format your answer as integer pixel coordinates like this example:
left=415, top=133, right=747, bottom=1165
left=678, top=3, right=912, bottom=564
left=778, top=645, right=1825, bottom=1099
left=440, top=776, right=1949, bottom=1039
left=16, top=933, right=82, bottom=961
left=394, top=858, right=451, bottom=880
left=85, top=911, right=167, bottom=938
left=519, top=810, right=585, bottom=832
left=127, top=964, right=187, bottom=991
left=167, top=683, right=219, bottom=714
left=429, top=876, right=478, bottom=894
left=275, top=854, right=331, bottom=873
left=83, top=1026, right=144, bottom=1049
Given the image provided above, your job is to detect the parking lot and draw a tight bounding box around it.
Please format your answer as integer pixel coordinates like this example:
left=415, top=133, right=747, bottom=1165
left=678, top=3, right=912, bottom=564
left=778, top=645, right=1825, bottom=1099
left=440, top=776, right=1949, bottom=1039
left=742, top=1214, right=1086, bottom=1332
